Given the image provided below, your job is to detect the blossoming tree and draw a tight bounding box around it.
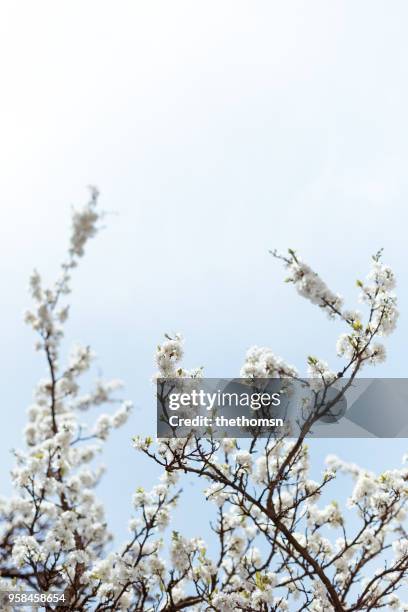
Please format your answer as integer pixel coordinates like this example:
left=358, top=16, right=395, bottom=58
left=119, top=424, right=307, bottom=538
left=1, top=193, right=407, bottom=611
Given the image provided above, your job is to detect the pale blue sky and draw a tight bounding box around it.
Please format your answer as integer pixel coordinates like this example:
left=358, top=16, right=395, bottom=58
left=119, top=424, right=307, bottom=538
left=1, top=1, right=407, bottom=544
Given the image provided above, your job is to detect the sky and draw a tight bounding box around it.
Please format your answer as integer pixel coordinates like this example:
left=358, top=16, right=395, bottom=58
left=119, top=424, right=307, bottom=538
left=1, top=1, right=408, bottom=545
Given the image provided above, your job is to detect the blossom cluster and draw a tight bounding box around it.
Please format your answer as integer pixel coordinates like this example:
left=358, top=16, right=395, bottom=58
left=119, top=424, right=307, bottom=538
left=136, top=248, right=406, bottom=610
